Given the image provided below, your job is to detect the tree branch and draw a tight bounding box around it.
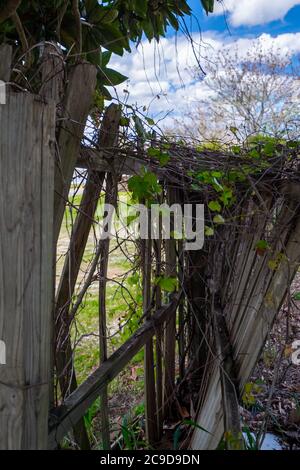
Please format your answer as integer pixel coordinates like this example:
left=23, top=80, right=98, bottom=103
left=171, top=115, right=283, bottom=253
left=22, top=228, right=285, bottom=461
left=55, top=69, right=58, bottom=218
left=0, top=0, right=22, bottom=23
left=11, top=11, right=28, bottom=52
left=72, top=0, right=82, bottom=56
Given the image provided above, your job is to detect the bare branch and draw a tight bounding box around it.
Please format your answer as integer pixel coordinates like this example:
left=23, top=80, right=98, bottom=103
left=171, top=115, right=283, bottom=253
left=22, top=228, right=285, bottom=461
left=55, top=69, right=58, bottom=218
left=0, top=0, right=22, bottom=23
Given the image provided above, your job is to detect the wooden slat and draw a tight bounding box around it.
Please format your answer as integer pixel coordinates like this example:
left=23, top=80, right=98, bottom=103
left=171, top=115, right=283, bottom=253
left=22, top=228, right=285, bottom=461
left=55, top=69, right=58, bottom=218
left=163, top=185, right=177, bottom=418
left=0, top=44, right=12, bottom=82
left=55, top=104, right=120, bottom=395
left=154, top=208, right=163, bottom=439
left=178, top=240, right=185, bottom=381
left=98, top=173, right=118, bottom=449
left=40, top=44, right=64, bottom=103
left=78, top=147, right=165, bottom=177
left=191, top=197, right=300, bottom=450
left=143, top=209, right=158, bottom=444
left=54, top=104, right=120, bottom=448
left=54, top=62, right=97, bottom=244
left=0, top=93, right=55, bottom=449
left=214, top=307, right=243, bottom=450
left=48, top=295, right=181, bottom=448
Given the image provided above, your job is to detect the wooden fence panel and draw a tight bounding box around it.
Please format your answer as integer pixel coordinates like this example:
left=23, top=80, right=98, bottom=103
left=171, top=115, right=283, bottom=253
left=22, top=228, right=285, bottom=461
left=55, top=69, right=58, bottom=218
left=0, top=93, right=55, bottom=449
left=191, top=194, right=300, bottom=450
left=48, top=295, right=181, bottom=448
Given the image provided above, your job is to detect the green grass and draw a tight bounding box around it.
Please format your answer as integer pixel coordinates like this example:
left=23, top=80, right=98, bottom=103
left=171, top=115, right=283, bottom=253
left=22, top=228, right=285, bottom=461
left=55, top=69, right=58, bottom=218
left=58, top=189, right=147, bottom=444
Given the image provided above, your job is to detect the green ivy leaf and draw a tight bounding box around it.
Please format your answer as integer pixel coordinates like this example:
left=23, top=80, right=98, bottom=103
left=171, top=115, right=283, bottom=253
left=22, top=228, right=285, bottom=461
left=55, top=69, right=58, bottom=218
left=155, top=276, right=177, bottom=293
left=145, top=117, right=155, bottom=126
left=120, top=116, right=130, bottom=127
left=255, top=240, right=272, bottom=257
left=255, top=240, right=269, bottom=252
left=208, top=200, right=221, bottom=212
left=263, top=141, right=276, bottom=157
left=205, top=226, right=214, bottom=236
left=147, top=147, right=170, bottom=166
left=219, top=187, right=233, bottom=207
left=293, top=292, right=300, bottom=301
left=125, top=214, right=138, bottom=226
left=213, top=214, right=225, bottom=224
left=128, top=170, right=162, bottom=201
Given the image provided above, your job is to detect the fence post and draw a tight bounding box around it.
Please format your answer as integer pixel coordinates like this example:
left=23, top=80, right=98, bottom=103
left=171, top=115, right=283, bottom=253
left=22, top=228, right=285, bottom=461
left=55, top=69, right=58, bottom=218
left=0, top=93, right=55, bottom=449
left=154, top=203, right=163, bottom=439
left=143, top=208, right=158, bottom=445
left=178, top=238, right=185, bottom=381
left=54, top=62, right=97, bottom=244
left=163, top=184, right=177, bottom=419
left=98, top=172, right=119, bottom=450
left=0, top=44, right=12, bottom=82
left=54, top=103, right=120, bottom=448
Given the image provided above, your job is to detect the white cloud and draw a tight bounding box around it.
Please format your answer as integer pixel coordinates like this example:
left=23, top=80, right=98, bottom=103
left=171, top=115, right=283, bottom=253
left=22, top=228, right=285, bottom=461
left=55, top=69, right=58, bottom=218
left=214, top=0, right=300, bottom=27
left=110, top=32, right=300, bottom=125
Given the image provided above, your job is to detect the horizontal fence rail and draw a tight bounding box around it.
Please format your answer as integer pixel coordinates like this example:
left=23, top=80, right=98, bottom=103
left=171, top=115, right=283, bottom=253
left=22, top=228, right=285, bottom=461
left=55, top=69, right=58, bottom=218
left=48, top=294, right=181, bottom=448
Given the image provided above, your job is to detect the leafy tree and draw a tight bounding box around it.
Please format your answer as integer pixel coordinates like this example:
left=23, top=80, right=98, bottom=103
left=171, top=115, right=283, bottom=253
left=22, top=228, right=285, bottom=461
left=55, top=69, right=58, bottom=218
left=172, top=43, right=300, bottom=142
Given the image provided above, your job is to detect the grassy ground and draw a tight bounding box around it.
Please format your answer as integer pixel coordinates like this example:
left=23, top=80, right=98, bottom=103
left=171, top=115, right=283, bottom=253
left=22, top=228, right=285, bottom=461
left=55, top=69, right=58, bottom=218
left=57, top=188, right=147, bottom=447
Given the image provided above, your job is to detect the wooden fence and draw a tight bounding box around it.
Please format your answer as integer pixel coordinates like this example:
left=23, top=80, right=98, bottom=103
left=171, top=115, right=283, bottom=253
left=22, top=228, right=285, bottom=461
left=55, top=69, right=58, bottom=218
left=1, top=44, right=300, bottom=450
left=0, top=78, right=55, bottom=449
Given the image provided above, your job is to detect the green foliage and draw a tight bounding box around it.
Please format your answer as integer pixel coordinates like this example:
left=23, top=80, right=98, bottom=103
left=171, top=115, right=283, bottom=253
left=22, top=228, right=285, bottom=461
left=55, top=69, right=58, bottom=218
left=155, top=276, right=177, bottom=293
left=147, top=147, right=170, bottom=166
left=191, top=134, right=298, bottom=241
left=208, top=200, right=221, bottom=212
left=121, top=414, right=147, bottom=450
left=128, top=170, right=162, bottom=202
left=242, top=427, right=259, bottom=450
left=133, top=402, right=145, bottom=417
left=201, top=0, right=215, bottom=14
left=221, top=431, right=244, bottom=450
left=84, top=398, right=100, bottom=433
left=98, top=67, right=128, bottom=86
left=0, top=0, right=213, bottom=99
left=204, top=225, right=214, bottom=237
left=242, top=382, right=263, bottom=407
left=293, top=292, right=300, bottom=301
left=173, top=418, right=210, bottom=450
left=182, top=418, right=211, bottom=434
left=255, top=239, right=270, bottom=256
left=121, top=415, right=137, bottom=450
left=213, top=214, right=225, bottom=225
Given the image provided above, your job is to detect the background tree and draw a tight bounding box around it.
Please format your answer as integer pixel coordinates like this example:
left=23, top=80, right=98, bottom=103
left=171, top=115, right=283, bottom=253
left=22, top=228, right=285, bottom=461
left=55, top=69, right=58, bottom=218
left=171, top=44, right=300, bottom=142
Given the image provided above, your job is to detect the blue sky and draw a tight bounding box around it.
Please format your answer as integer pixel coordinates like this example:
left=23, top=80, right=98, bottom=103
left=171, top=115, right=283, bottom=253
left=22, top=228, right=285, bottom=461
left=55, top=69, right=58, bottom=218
left=111, top=1, right=300, bottom=124
left=185, top=0, right=300, bottom=36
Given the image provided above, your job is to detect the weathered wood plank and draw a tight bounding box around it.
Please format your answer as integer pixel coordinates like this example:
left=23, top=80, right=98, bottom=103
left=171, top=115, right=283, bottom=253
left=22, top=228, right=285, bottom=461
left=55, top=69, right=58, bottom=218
left=214, top=308, right=243, bottom=450
left=191, top=195, right=300, bottom=450
left=54, top=62, right=97, bottom=244
left=163, top=185, right=178, bottom=419
left=48, top=295, right=181, bottom=448
left=98, top=173, right=118, bottom=450
left=0, top=93, right=55, bottom=449
left=54, top=103, right=120, bottom=448
left=78, top=147, right=147, bottom=175
left=143, top=209, right=158, bottom=444
left=154, top=207, right=163, bottom=439
left=0, top=44, right=12, bottom=82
